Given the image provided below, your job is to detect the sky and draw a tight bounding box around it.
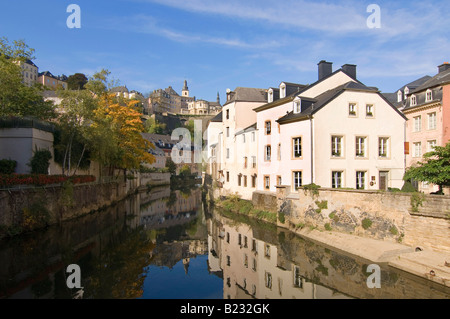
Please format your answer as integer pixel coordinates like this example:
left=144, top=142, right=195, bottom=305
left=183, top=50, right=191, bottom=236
left=1, top=0, right=449, bottom=103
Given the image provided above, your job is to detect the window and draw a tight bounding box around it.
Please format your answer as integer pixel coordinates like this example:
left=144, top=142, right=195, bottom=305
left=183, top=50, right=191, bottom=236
left=268, top=90, right=273, bottom=103
left=349, top=103, right=357, bottom=116
left=265, top=244, right=271, bottom=258
left=397, top=91, right=403, bottom=103
left=411, top=95, right=417, bottom=106
left=226, top=148, right=230, bottom=159
left=294, top=266, right=303, bottom=289
left=252, top=175, right=257, bottom=188
left=413, top=142, right=422, bottom=157
left=265, top=121, right=271, bottom=135
left=428, top=112, right=437, bottom=130
left=280, top=84, right=286, bottom=98
left=265, top=145, right=271, bottom=161
left=226, top=109, right=230, bottom=120
left=226, top=172, right=230, bottom=182
left=277, top=176, right=282, bottom=186
left=252, top=259, right=257, bottom=271
left=226, top=127, right=230, bottom=137
left=244, top=175, right=247, bottom=187
left=355, top=137, right=366, bottom=157
left=331, top=136, right=343, bottom=157
left=378, top=137, right=389, bottom=158
left=265, top=272, right=272, bottom=289
left=244, top=157, right=248, bottom=169
left=238, top=174, right=242, bottom=186
left=294, top=100, right=301, bottom=114
left=426, top=89, right=433, bottom=102
left=243, top=134, right=246, bottom=143
left=356, top=171, right=366, bottom=190
left=252, top=156, right=257, bottom=168
left=293, top=171, right=302, bottom=190
left=293, top=137, right=302, bottom=158
left=414, top=116, right=422, bottom=132
left=252, top=132, right=256, bottom=142
left=366, top=104, right=374, bottom=117
left=264, top=176, right=270, bottom=190
left=244, top=254, right=248, bottom=268
left=252, top=239, right=257, bottom=252
left=277, top=143, right=281, bottom=161
left=332, top=171, right=343, bottom=189
left=227, top=256, right=231, bottom=266
left=427, top=140, right=437, bottom=152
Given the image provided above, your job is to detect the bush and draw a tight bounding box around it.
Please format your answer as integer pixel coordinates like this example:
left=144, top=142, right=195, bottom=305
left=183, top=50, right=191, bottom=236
left=401, top=181, right=417, bottom=193
left=0, top=159, right=17, bottom=174
left=362, top=218, right=373, bottom=230
left=29, top=149, right=52, bottom=175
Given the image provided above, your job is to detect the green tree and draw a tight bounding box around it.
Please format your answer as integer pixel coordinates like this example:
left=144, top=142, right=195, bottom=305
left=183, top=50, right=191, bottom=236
left=404, top=142, right=450, bottom=194
left=165, top=157, right=177, bottom=175
left=29, top=148, right=52, bottom=175
left=0, top=37, right=55, bottom=121
left=145, top=117, right=166, bottom=134
left=67, top=73, right=88, bottom=90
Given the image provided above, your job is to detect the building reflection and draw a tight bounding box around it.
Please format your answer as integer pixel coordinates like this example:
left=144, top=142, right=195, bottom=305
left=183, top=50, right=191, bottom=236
left=207, top=211, right=351, bottom=299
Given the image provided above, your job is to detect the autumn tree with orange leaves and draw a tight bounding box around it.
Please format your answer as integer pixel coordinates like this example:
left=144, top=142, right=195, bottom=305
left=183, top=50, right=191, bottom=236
left=91, top=94, right=155, bottom=170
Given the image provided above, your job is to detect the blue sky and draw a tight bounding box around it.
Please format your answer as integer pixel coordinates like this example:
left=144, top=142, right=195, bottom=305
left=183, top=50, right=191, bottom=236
left=1, top=0, right=449, bottom=103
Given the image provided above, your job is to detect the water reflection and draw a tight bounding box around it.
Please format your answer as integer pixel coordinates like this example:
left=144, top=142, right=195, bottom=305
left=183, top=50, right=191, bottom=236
left=0, top=185, right=448, bottom=299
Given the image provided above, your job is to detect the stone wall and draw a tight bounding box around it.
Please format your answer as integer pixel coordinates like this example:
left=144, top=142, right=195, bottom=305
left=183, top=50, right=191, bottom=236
left=0, top=182, right=128, bottom=230
left=253, top=187, right=450, bottom=253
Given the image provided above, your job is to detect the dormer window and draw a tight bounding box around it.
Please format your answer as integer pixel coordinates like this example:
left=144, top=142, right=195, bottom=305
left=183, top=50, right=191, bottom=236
left=268, top=89, right=273, bottom=103
left=426, top=89, right=433, bottom=102
left=404, top=87, right=410, bottom=96
left=280, top=84, right=286, bottom=98
left=411, top=95, right=417, bottom=106
left=397, top=90, right=403, bottom=103
left=293, top=98, right=301, bottom=114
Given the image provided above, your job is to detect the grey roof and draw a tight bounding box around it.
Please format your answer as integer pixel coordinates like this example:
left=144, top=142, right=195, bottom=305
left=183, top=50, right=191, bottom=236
left=399, top=87, right=443, bottom=111
left=277, top=81, right=406, bottom=124
left=235, top=122, right=257, bottom=136
left=413, top=69, right=450, bottom=92
left=399, top=76, right=432, bottom=92
left=224, top=87, right=267, bottom=105
left=209, top=111, right=223, bottom=123
left=110, top=86, right=129, bottom=93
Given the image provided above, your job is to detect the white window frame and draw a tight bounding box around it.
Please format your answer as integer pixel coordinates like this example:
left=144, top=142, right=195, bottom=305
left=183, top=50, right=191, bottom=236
left=355, top=136, right=366, bottom=158
left=332, top=171, right=343, bottom=189
left=356, top=171, right=366, bottom=190
left=413, top=142, right=422, bottom=158
left=427, top=140, right=436, bottom=153
left=293, top=137, right=302, bottom=158
left=378, top=137, right=389, bottom=158
left=331, top=136, right=343, bottom=157
left=293, top=171, right=302, bottom=190
left=427, top=112, right=437, bottom=130
left=413, top=116, right=422, bottom=132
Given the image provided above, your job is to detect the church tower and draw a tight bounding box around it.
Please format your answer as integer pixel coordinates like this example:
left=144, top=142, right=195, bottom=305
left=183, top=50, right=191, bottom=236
left=182, top=80, right=189, bottom=97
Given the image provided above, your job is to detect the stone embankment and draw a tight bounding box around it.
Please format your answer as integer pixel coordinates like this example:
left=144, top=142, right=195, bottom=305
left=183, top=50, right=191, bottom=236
left=251, top=187, right=450, bottom=288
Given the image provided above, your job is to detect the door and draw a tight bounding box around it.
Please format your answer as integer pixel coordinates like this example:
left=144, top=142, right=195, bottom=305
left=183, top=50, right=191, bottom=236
left=379, top=171, right=389, bottom=191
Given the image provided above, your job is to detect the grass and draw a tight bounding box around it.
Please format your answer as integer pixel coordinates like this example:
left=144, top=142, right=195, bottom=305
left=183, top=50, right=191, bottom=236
left=217, top=194, right=277, bottom=224
left=362, top=218, right=373, bottom=230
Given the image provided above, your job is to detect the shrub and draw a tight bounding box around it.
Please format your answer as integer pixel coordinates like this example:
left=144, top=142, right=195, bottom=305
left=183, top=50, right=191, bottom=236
left=401, top=181, right=417, bottom=193
left=324, top=223, right=332, bottom=231
left=362, top=218, right=373, bottom=230
left=29, top=149, right=52, bottom=175
left=0, top=159, right=17, bottom=174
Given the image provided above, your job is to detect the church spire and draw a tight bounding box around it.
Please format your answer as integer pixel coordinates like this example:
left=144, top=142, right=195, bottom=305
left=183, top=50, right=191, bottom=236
left=183, top=80, right=188, bottom=91
left=217, top=92, right=220, bottom=105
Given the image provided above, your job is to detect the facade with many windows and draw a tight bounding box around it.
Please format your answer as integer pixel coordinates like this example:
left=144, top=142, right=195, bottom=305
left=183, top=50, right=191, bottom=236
left=255, top=61, right=406, bottom=192
left=398, top=63, right=450, bottom=193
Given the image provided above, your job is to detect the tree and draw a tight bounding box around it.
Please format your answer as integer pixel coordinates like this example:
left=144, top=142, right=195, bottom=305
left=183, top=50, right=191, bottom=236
left=404, top=142, right=450, bottom=194
left=145, top=117, right=166, bottom=134
left=91, top=94, right=155, bottom=170
left=67, top=73, right=88, bottom=90
left=0, top=37, right=55, bottom=121
left=165, top=157, right=177, bottom=175
left=29, top=148, right=52, bottom=175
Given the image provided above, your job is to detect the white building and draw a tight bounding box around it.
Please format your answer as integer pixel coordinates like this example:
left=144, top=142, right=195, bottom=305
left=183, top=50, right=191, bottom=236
left=255, top=61, right=407, bottom=193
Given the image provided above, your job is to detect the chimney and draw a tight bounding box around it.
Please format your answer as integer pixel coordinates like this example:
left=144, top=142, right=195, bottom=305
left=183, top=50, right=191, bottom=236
left=438, top=62, right=450, bottom=74
left=342, top=64, right=357, bottom=80
left=318, top=60, right=333, bottom=81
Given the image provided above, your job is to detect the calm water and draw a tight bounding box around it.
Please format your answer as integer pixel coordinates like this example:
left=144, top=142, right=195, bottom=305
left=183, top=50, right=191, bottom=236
left=0, top=185, right=448, bottom=299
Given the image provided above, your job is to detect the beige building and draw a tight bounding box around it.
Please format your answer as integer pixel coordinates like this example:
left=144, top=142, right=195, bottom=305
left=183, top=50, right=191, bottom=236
left=215, top=87, right=268, bottom=200
left=396, top=63, right=450, bottom=193
left=38, top=71, right=67, bottom=90
left=255, top=61, right=407, bottom=193
left=148, top=80, right=195, bottom=114
left=17, top=59, right=38, bottom=87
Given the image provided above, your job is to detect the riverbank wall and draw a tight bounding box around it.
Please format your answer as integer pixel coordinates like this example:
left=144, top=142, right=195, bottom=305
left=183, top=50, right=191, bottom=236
left=0, top=172, right=171, bottom=237
left=252, top=187, right=450, bottom=254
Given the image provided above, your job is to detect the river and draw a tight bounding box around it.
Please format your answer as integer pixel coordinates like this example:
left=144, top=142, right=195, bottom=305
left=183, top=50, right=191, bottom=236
left=0, top=185, right=448, bottom=299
